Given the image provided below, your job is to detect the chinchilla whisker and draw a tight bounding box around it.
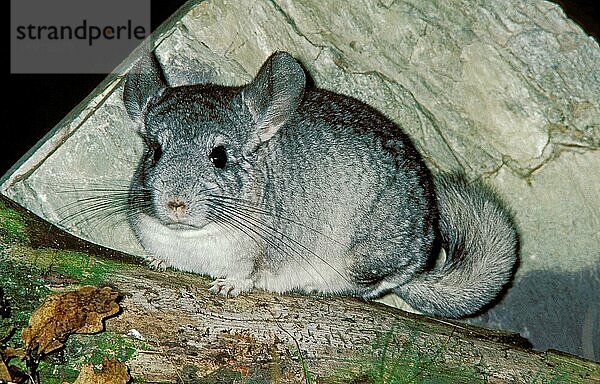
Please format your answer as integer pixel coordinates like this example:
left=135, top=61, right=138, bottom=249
left=57, top=199, right=124, bottom=216
left=55, top=188, right=150, bottom=236
left=58, top=201, right=122, bottom=224
left=212, top=197, right=393, bottom=262
left=208, top=204, right=328, bottom=286
left=206, top=212, right=261, bottom=252
left=53, top=182, right=134, bottom=197
left=205, top=210, right=268, bottom=258
left=56, top=183, right=159, bottom=198
left=208, top=204, right=299, bottom=265
left=209, top=194, right=348, bottom=247
left=59, top=203, right=130, bottom=229
left=210, top=201, right=339, bottom=273
left=58, top=188, right=132, bottom=195
left=208, top=201, right=335, bottom=286
left=57, top=197, right=130, bottom=219
left=207, top=205, right=293, bottom=265
left=57, top=188, right=150, bottom=206
left=80, top=212, right=129, bottom=236
left=209, top=197, right=350, bottom=283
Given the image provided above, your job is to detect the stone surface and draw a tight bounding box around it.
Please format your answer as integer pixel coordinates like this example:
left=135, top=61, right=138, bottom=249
left=1, top=0, right=598, bottom=360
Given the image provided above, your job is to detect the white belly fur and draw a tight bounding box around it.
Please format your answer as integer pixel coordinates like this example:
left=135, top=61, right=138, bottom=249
left=134, top=213, right=258, bottom=280
left=253, top=258, right=353, bottom=295
left=134, top=213, right=354, bottom=295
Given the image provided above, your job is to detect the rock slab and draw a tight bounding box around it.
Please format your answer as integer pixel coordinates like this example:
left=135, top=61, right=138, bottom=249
left=1, top=0, right=598, bottom=360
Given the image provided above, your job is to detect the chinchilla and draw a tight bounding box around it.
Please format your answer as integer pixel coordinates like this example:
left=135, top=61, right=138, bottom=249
left=122, top=50, right=518, bottom=318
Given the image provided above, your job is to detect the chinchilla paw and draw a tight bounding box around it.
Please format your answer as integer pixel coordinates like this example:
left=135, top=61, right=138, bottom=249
left=144, top=255, right=170, bottom=271
left=209, top=278, right=254, bottom=297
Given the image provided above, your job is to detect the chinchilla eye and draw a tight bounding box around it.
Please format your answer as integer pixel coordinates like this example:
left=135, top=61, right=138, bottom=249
left=209, top=145, right=227, bottom=168
left=153, top=146, right=162, bottom=163
left=149, top=142, right=162, bottom=165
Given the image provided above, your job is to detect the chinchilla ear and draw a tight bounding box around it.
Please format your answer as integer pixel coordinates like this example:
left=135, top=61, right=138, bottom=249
left=123, top=50, right=167, bottom=129
left=242, top=51, right=306, bottom=145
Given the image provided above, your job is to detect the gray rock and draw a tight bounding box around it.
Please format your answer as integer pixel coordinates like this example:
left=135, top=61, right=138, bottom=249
left=1, top=0, right=598, bottom=360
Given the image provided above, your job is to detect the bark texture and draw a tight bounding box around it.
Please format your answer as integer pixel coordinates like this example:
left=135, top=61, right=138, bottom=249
left=1, top=195, right=598, bottom=383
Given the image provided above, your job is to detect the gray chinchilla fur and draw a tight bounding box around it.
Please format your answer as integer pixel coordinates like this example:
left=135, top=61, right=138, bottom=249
left=122, top=50, right=518, bottom=318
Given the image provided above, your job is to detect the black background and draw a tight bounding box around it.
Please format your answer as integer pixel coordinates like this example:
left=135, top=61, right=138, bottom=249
left=3, top=1, right=598, bottom=177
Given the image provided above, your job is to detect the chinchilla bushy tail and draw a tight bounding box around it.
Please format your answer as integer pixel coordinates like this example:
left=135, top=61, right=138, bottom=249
left=394, top=174, right=518, bottom=318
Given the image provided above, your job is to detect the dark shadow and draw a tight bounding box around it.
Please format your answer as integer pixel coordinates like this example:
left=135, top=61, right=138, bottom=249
left=467, top=260, right=600, bottom=362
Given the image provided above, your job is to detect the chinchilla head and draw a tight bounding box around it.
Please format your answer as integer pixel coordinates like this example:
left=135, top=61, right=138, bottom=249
left=123, top=50, right=306, bottom=229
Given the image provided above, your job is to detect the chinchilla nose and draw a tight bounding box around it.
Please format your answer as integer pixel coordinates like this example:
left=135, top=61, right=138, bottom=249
left=167, top=197, right=187, bottom=219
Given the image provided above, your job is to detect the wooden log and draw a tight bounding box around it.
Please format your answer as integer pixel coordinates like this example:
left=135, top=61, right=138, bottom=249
left=1, top=194, right=598, bottom=383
